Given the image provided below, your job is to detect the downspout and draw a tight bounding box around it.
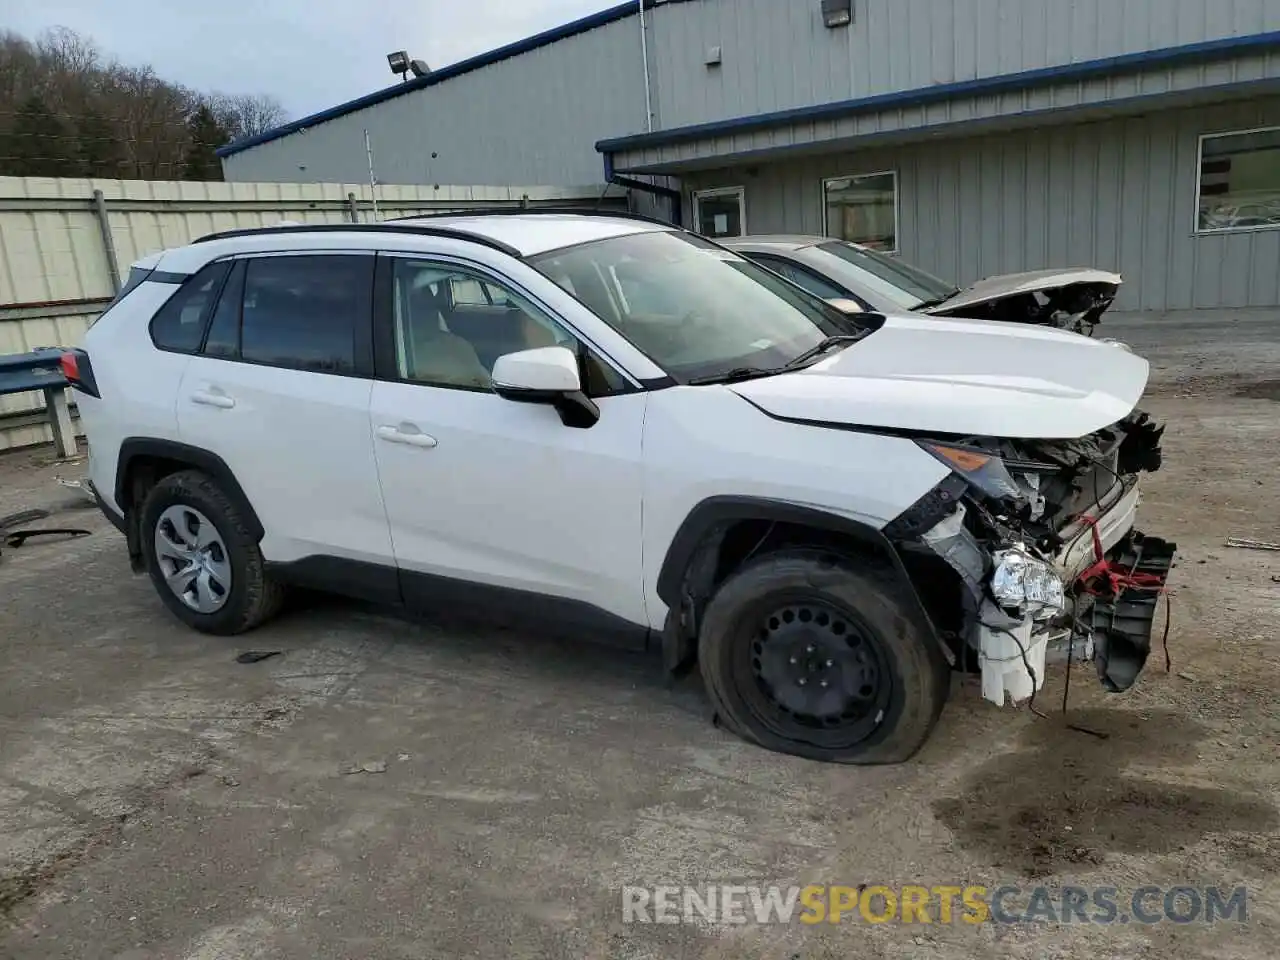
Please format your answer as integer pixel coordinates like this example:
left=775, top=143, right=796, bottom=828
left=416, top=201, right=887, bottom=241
left=610, top=0, right=683, bottom=225
left=638, top=0, right=653, bottom=133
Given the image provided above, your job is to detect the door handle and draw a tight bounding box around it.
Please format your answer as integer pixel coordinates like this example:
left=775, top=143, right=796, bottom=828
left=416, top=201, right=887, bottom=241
left=377, top=424, right=438, bottom=448
left=190, top=390, right=235, bottom=409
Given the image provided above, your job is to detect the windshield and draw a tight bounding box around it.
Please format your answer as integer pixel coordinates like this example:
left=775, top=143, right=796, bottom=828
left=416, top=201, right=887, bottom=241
left=816, top=241, right=958, bottom=310
left=528, top=230, right=861, bottom=383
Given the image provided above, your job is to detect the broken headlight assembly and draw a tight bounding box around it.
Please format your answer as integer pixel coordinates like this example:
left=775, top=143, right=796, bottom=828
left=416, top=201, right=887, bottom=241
left=915, top=441, right=1023, bottom=501
left=990, top=543, right=1066, bottom=620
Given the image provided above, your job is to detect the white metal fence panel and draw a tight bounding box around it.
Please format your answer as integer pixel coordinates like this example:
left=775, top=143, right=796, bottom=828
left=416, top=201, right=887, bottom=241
left=0, top=176, right=624, bottom=451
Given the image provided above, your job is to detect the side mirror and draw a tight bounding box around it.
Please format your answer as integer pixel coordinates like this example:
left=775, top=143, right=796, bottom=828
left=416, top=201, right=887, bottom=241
left=493, top=345, right=581, bottom=395
left=826, top=297, right=865, bottom=315
left=492, top=346, right=600, bottom=429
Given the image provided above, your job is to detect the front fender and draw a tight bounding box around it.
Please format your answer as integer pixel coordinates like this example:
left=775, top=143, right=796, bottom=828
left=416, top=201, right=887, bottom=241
left=656, top=496, right=955, bottom=675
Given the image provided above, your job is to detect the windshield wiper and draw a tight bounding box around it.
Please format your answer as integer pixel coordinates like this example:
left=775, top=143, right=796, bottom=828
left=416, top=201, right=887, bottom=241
left=784, top=335, right=864, bottom=370
left=688, top=335, right=865, bottom=385
left=687, top=366, right=779, bottom=385
left=912, top=288, right=963, bottom=311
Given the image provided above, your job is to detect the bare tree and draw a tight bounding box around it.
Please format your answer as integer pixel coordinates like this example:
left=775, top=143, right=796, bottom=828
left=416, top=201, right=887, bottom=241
left=36, top=27, right=100, bottom=88
left=208, top=92, right=287, bottom=140
left=0, top=26, right=287, bottom=180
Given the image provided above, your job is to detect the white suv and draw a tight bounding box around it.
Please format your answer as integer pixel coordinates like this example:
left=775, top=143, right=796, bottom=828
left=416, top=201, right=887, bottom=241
left=67, top=212, right=1174, bottom=764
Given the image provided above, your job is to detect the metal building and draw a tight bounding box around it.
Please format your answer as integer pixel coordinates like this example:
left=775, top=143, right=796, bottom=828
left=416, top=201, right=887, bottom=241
left=219, top=0, right=1280, bottom=311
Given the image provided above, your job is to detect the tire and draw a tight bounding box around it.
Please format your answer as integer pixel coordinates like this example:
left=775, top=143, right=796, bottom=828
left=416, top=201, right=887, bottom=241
left=139, top=469, right=284, bottom=635
left=698, top=548, right=949, bottom=764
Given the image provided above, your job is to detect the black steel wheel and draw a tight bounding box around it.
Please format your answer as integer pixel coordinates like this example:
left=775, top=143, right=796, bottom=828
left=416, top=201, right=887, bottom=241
left=699, top=549, right=949, bottom=764
left=744, top=599, right=894, bottom=748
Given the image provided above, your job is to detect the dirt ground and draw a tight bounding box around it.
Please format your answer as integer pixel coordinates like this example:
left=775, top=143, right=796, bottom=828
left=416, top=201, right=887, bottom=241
left=1, top=312, right=1278, bottom=959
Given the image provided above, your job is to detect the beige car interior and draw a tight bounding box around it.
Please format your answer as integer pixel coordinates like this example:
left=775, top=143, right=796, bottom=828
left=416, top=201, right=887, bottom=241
left=393, top=266, right=571, bottom=388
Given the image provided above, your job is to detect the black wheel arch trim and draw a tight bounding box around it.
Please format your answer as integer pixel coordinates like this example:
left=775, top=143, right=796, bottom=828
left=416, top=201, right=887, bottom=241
left=657, top=496, right=955, bottom=670
left=115, top=438, right=265, bottom=543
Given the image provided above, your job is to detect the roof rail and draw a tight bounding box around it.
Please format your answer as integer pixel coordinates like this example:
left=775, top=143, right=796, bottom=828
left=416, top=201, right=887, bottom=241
left=191, top=222, right=524, bottom=258
left=388, top=206, right=680, bottom=229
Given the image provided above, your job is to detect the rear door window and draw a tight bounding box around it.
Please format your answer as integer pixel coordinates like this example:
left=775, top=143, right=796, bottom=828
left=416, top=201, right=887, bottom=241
left=149, top=261, right=231, bottom=352
left=239, top=255, right=373, bottom=375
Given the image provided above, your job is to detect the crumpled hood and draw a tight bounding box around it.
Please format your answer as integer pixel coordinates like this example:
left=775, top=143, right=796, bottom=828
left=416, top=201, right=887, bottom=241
left=924, top=268, right=1122, bottom=319
left=729, top=313, right=1150, bottom=440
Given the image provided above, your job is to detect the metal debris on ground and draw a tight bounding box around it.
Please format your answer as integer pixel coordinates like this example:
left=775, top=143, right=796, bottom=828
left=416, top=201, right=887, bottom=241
left=33, top=454, right=86, bottom=467
left=0, top=508, right=91, bottom=561
left=1226, top=537, right=1280, bottom=552
left=235, top=650, right=283, bottom=664
left=344, top=761, right=388, bottom=775
left=54, top=476, right=97, bottom=502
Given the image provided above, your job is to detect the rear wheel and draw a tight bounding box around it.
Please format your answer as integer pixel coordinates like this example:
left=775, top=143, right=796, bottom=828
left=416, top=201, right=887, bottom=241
left=140, top=470, right=284, bottom=635
left=698, top=549, right=949, bottom=764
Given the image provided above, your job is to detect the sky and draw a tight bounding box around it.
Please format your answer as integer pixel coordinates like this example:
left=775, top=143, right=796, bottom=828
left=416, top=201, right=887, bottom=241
left=4, top=0, right=620, bottom=121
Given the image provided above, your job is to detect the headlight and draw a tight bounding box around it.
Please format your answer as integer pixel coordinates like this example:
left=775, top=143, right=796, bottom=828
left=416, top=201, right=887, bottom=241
left=990, top=545, right=1065, bottom=619
left=916, top=441, right=1022, bottom=500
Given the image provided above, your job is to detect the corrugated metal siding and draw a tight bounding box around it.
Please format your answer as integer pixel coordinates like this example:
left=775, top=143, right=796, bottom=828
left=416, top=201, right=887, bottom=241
left=0, top=176, right=623, bottom=451
left=221, top=0, right=1277, bottom=185
left=615, top=51, right=1280, bottom=171
left=223, top=16, right=646, bottom=186
left=684, top=97, right=1280, bottom=311
left=648, top=0, right=1280, bottom=129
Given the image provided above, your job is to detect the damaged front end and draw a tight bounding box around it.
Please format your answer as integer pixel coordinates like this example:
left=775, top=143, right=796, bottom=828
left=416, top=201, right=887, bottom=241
left=885, top=410, right=1175, bottom=705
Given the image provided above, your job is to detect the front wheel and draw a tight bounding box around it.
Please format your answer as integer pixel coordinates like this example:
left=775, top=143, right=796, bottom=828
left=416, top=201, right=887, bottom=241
left=698, top=549, right=949, bottom=764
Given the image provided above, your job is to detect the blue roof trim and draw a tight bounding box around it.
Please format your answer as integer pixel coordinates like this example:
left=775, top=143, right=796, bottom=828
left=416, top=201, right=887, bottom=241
left=597, top=30, right=1280, bottom=155
left=218, top=0, right=672, bottom=158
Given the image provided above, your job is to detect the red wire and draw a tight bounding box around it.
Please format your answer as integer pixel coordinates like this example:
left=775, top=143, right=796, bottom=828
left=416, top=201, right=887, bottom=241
left=1073, top=514, right=1174, bottom=673
left=1075, top=515, right=1167, bottom=597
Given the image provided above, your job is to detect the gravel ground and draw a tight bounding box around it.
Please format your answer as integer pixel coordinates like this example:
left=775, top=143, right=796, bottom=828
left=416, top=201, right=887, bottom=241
left=1, top=313, right=1277, bottom=959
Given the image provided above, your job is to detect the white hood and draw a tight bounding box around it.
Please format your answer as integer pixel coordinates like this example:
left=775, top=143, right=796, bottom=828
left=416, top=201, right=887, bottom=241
left=924, top=268, right=1122, bottom=317
left=729, top=313, right=1150, bottom=440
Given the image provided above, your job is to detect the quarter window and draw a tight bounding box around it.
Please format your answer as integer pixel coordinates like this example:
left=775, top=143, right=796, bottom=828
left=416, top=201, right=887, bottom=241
left=823, top=172, right=898, bottom=252
left=149, top=261, right=230, bottom=353
left=1197, top=127, right=1280, bottom=233
left=239, top=255, right=372, bottom=374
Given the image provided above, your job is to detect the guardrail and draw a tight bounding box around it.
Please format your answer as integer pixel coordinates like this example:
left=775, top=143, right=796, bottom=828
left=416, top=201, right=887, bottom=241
left=0, top=349, right=76, bottom=458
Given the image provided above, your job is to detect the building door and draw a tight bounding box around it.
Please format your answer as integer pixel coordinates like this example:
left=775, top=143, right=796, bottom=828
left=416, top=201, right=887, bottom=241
left=693, top=187, right=746, bottom=238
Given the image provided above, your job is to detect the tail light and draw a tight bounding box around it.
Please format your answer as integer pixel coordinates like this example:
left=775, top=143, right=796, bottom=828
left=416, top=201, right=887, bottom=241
left=61, top=349, right=101, bottom=398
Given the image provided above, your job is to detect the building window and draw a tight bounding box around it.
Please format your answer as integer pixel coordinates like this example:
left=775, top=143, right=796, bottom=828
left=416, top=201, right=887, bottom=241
left=693, top=187, right=745, bottom=238
left=823, top=172, right=898, bottom=252
left=1197, top=127, right=1280, bottom=234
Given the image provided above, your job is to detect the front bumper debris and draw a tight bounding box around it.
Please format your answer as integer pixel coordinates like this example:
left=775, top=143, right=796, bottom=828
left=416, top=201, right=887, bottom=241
left=896, top=408, right=1174, bottom=706
left=973, top=527, right=1176, bottom=705
left=911, top=474, right=1175, bottom=706
left=1088, top=531, right=1177, bottom=693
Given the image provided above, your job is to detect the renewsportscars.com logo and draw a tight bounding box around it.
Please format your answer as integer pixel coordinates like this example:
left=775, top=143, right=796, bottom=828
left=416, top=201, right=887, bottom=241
left=621, top=884, right=1249, bottom=926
